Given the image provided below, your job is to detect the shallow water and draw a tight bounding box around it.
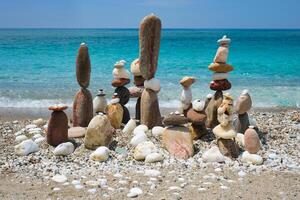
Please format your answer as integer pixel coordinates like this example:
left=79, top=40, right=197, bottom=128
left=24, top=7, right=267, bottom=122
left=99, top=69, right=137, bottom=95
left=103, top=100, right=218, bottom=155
left=0, top=29, right=299, bottom=108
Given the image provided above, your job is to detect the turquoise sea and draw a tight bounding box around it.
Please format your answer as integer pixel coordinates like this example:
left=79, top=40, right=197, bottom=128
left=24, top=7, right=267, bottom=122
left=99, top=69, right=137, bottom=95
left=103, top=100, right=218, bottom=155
left=0, top=29, right=300, bottom=108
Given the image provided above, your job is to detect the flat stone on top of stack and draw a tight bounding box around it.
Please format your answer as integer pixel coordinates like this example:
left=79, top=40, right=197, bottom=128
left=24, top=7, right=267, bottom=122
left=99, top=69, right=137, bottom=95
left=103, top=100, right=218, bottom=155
left=73, top=43, right=93, bottom=127
left=139, top=14, right=162, bottom=128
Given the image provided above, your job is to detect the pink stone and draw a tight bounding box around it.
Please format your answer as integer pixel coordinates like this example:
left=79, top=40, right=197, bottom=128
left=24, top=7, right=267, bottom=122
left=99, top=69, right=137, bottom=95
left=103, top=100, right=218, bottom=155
left=244, top=127, right=261, bottom=154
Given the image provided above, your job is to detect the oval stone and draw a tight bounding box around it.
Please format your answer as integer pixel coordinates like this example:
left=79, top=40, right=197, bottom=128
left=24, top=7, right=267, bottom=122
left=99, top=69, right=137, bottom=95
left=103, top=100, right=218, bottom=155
left=73, top=88, right=93, bottom=127
left=244, top=127, right=261, bottom=154
left=76, top=43, right=91, bottom=88
left=47, top=111, right=68, bottom=146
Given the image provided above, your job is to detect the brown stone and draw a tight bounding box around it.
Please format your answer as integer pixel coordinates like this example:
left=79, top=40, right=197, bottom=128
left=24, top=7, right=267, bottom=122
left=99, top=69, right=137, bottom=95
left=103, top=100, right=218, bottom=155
left=111, top=78, right=130, bottom=87
left=163, top=113, right=188, bottom=126
left=73, top=88, right=93, bottom=127
left=47, top=111, right=68, bottom=146
left=217, top=138, right=239, bottom=158
left=139, top=14, right=161, bottom=80
left=134, top=76, right=145, bottom=87
left=180, top=76, right=196, bottom=88
left=106, top=103, right=123, bottom=129
left=234, top=113, right=250, bottom=134
left=76, top=43, right=91, bottom=88
left=235, top=91, right=252, bottom=114
left=189, top=123, right=208, bottom=140
left=48, top=104, right=68, bottom=111
left=68, top=127, right=86, bottom=138
left=210, top=79, right=231, bottom=91
left=162, top=126, right=194, bottom=160
left=140, top=89, right=162, bottom=128
left=205, top=91, right=223, bottom=128
left=208, top=63, right=233, bottom=73
left=244, top=127, right=261, bottom=154
left=135, top=97, right=141, bottom=120
left=186, top=108, right=207, bottom=125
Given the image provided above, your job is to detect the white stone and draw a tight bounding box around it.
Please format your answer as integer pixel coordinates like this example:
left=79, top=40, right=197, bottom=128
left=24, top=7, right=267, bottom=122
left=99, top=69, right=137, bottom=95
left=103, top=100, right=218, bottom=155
left=33, top=133, right=43, bottom=140
left=220, top=185, right=229, bottom=190
left=168, top=186, right=182, bottom=191
left=238, top=170, right=246, bottom=177
left=72, top=180, right=81, bottom=185
left=34, top=137, right=45, bottom=144
left=214, top=46, right=229, bottom=63
left=113, top=60, right=130, bottom=79
left=235, top=133, right=245, bottom=147
left=144, top=169, right=161, bottom=177
left=212, top=72, right=228, bottom=81
left=127, top=187, right=143, bottom=197
left=192, top=99, right=205, bottom=112
left=15, top=139, right=39, bottom=156
left=33, top=118, right=44, bottom=126
left=53, top=187, right=61, bottom=191
left=151, top=126, right=165, bottom=137
left=180, top=87, right=192, bottom=109
left=109, top=98, right=120, bottom=104
left=134, top=141, right=156, bottom=160
left=130, top=132, right=148, bottom=147
left=98, top=178, right=107, bottom=187
left=93, top=95, right=107, bottom=114
left=241, top=151, right=263, bottom=165
left=123, top=119, right=136, bottom=135
left=90, top=146, right=109, bottom=162
left=198, top=188, right=207, bottom=192
left=25, top=124, right=37, bottom=130
left=202, top=146, right=225, bottom=163
left=134, top=124, right=148, bottom=133
left=86, top=180, right=99, bottom=187
left=52, top=174, right=68, bottom=183
left=144, top=78, right=160, bottom=92
left=217, top=35, right=231, bottom=44
left=75, top=184, right=84, bottom=190
left=15, top=135, right=28, bottom=143
left=113, top=173, right=123, bottom=178
left=53, top=142, right=74, bottom=156
left=88, top=188, right=97, bottom=194
left=145, top=152, right=164, bottom=163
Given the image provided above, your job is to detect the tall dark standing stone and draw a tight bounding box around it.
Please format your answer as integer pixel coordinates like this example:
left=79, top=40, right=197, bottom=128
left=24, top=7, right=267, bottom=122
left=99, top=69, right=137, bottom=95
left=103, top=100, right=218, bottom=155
left=139, top=14, right=162, bottom=128
left=73, top=43, right=93, bottom=127
left=47, top=105, right=69, bottom=146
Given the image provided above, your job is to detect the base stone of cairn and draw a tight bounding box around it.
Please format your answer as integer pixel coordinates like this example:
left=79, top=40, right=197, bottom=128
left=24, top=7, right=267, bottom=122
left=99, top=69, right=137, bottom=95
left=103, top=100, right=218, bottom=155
left=112, top=60, right=131, bottom=124
left=234, top=90, right=252, bottom=133
left=84, top=113, right=113, bottom=150
left=139, top=14, right=162, bottom=129
left=206, top=35, right=234, bottom=129
left=213, top=93, right=239, bottom=158
left=106, top=94, right=124, bottom=129
left=187, top=99, right=207, bottom=139
left=47, top=105, right=69, bottom=147
left=129, top=58, right=145, bottom=120
left=73, top=88, right=93, bottom=127
left=179, top=76, right=195, bottom=116
left=73, top=43, right=93, bottom=127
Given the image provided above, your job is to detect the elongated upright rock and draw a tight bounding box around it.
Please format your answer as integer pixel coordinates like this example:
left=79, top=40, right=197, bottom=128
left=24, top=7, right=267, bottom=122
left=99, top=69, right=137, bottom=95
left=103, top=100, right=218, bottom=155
left=73, top=43, right=93, bottom=127
left=47, top=105, right=68, bottom=146
left=139, top=14, right=162, bottom=128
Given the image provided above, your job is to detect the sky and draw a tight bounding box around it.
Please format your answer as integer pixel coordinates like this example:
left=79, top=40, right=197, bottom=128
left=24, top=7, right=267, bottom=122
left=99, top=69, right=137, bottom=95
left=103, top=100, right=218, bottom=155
left=0, top=0, right=299, bottom=29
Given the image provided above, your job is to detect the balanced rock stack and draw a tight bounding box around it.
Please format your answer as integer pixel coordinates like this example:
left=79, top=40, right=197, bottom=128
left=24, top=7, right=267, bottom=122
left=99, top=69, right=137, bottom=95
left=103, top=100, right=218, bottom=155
left=187, top=99, right=208, bottom=140
left=206, top=35, right=234, bottom=128
left=139, top=14, right=162, bottom=128
left=213, top=94, right=239, bottom=158
left=73, top=43, right=93, bottom=127
left=179, top=76, right=195, bottom=116
left=111, top=60, right=131, bottom=124
left=106, top=93, right=124, bottom=129
left=47, top=104, right=69, bottom=146
left=162, top=111, right=194, bottom=160
left=129, top=58, right=145, bottom=120
left=93, top=89, right=107, bottom=114
left=234, top=90, right=252, bottom=134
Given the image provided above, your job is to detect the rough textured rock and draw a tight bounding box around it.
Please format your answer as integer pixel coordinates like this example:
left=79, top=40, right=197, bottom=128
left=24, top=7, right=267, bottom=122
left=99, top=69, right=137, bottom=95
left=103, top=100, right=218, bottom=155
left=15, top=139, right=39, bottom=156
left=47, top=111, right=68, bottom=146
left=76, top=43, right=91, bottom=88
left=84, top=114, right=113, bottom=150
left=141, top=89, right=162, bottom=128
left=106, top=103, right=123, bottom=129
left=114, top=86, right=130, bottom=105
left=162, top=126, right=194, bottom=160
left=217, top=138, right=239, bottom=158
left=73, top=88, right=93, bottom=127
left=139, top=14, right=161, bottom=80
left=205, top=91, right=223, bottom=128
left=244, top=126, right=261, bottom=154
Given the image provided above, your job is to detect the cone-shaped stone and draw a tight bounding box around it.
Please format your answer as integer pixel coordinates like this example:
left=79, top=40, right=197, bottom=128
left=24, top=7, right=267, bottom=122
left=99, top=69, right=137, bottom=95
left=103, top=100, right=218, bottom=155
left=73, top=88, right=93, bottom=127
left=84, top=114, right=113, bottom=150
left=205, top=91, right=223, bottom=128
left=139, top=14, right=161, bottom=80
left=141, top=89, right=162, bottom=128
left=76, top=43, right=91, bottom=88
left=47, top=111, right=68, bottom=146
